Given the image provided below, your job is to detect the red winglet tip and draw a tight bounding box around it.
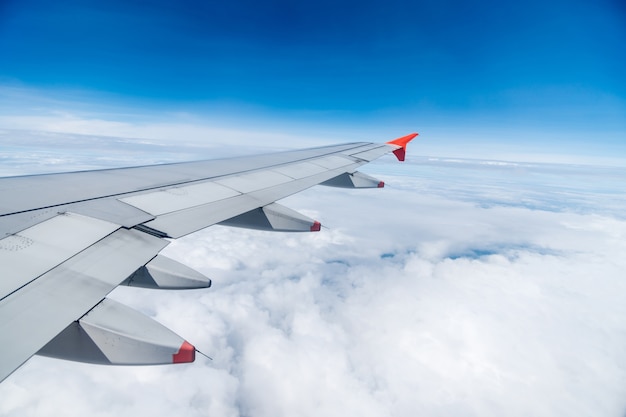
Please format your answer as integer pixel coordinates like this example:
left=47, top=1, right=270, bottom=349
left=377, top=181, right=385, bottom=188
left=173, top=341, right=195, bottom=363
left=387, top=133, right=418, bottom=162
left=310, top=221, right=321, bottom=232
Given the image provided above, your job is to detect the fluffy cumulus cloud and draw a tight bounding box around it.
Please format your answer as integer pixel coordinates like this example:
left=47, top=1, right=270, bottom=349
left=1, top=134, right=626, bottom=417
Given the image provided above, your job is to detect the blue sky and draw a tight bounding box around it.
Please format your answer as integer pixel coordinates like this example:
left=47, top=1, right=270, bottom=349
left=1, top=0, right=625, bottom=162
left=2, top=3, right=626, bottom=415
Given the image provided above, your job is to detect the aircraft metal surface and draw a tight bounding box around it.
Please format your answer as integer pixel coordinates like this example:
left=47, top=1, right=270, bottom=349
left=0, top=133, right=418, bottom=382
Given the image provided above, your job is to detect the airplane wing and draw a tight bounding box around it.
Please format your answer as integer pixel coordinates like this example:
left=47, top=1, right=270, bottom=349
left=0, top=133, right=418, bottom=382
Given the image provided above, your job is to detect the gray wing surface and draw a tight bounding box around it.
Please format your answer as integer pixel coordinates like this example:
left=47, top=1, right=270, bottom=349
left=0, top=135, right=417, bottom=382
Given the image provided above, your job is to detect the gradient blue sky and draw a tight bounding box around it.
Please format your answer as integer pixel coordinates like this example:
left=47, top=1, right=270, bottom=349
left=1, top=0, right=625, bottom=162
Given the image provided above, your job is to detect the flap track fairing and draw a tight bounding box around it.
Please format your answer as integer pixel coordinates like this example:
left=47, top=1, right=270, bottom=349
left=37, top=298, right=195, bottom=365
left=321, top=171, right=384, bottom=188
left=122, top=255, right=211, bottom=290
left=219, top=202, right=320, bottom=232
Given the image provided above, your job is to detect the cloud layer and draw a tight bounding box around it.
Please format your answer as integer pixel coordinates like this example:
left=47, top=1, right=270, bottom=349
left=1, top=136, right=625, bottom=416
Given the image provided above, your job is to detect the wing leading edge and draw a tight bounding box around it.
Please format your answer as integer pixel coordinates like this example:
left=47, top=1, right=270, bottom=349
left=0, top=133, right=418, bottom=382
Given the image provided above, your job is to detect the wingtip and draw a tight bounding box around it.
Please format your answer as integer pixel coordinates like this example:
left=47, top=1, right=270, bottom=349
left=310, top=221, right=321, bottom=232
left=386, top=133, right=419, bottom=162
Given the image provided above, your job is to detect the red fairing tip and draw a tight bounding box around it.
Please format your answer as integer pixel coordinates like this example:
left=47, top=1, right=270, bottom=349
left=173, top=341, right=195, bottom=363
left=310, top=221, right=321, bottom=232
left=377, top=181, right=385, bottom=188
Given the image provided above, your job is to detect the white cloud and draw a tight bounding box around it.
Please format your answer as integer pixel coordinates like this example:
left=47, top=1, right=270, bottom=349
left=1, top=133, right=626, bottom=416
